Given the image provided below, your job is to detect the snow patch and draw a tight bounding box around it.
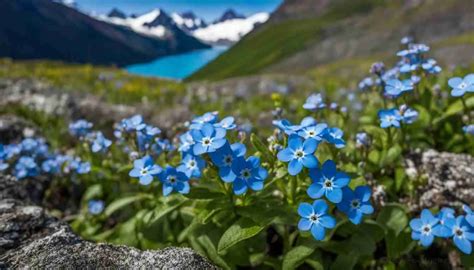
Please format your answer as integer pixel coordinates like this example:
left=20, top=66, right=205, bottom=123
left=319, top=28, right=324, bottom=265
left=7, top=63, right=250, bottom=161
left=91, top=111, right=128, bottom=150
left=193, top=12, right=269, bottom=43
left=97, top=9, right=167, bottom=38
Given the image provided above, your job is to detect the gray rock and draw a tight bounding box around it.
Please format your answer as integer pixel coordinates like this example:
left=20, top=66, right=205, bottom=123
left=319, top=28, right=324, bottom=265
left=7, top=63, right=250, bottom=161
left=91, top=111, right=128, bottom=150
left=404, top=149, right=474, bottom=211
left=0, top=115, right=39, bottom=144
left=0, top=175, right=218, bottom=269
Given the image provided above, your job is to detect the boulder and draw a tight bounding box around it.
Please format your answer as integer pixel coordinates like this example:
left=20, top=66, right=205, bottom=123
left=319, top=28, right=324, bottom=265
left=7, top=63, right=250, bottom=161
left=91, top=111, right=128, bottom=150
left=0, top=175, right=217, bottom=269
left=404, top=149, right=474, bottom=211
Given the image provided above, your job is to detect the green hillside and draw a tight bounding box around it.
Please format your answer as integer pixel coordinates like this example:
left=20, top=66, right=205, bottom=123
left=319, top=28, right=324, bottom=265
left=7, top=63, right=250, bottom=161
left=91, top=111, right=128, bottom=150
left=187, top=0, right=384, bottom=81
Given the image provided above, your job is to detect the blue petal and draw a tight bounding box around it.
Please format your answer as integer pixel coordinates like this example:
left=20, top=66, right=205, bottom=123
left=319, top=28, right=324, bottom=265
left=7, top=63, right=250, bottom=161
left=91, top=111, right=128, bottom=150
left=248, top=179, right=264, bottom=191
left=421, top=209, right=438, bottom=226
left=190, top=129, right=203, bottom=141
left=133, top=158, right=145, bottom=169
left=219, top=167, right=236, bottom=183
left=334, top=172, right=350, bottom=187
left=298, top=218, right=312, bottom=231
left=451, top=88, right=465, bottom=97
left=201, top=123, right=215, bottom=137
left=248, top=156, right=261, bottom=168
left=409, top=218, right=423, bottom=231
left=193, top=143, right=206, bottom=155
left=311, top=224, right=326, bottom=241
left=288, top=159, right=303, bottom=175
left=277, top=148, right=293, bottom=162
left=309, top=168, right=323, bottom=182
left=326, top=188, right=343, bottom=203
left=302, top=155, right=318, bottom=168
left=348, top=210, right=363, bottom=225
left=322, top=160, right=337, bottom=178
left=312, top=199, right=328, bottom=214
left=233, top=178, right=248, bottom=195
left=454, top=236, right=472, bottom=254
left=214, top=127, right=226, bottom=139
left=360, top=204, right=374, bottom=214
left=420, top=233, right=434, bottom=247
left=307, top=183, right=325, bottom=199
left=319, top=215, right=336, bottom=228
left=298, top=202, right=314, bottom=218
left=432, top=225, right=453, bottom=238
left=231, top=143, right=246, bottom=157
left=466, top=215, right=474, bottom=227
left=448, top=77, right=462, bottom=88
left=411, top=231, right=421, bottom=240
left=163, top=184, right=173, bottom=196
left=177, top=182, right=190, bottom=194
left=354, top=186, right=372, bottom=201
left=303, top=138, right=318, bottom=153
left=139, top=175, right=153, bottom=185
left=288, top=135, right=303, bottom=150
left=212, top=138, right=227, bottom=150
left=129, top=168, right=141, bottom=178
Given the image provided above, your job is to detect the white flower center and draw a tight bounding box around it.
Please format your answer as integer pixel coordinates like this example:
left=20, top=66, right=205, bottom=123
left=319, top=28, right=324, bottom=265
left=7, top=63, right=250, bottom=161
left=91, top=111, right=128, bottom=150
left=309, top=213, right=320, bottom=224
left=202, top=137, right=213, bottom=146
left=323, top=177, right=334, bottom=189
left=422, top=225, right=431, bottom=235
left=140, top=168, right=148, bottom=175
left=294, top=149, right=305, bottom=159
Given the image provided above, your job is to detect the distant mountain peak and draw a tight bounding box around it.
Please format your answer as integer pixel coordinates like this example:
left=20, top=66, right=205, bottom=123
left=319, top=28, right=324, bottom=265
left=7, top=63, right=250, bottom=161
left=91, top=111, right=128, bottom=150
left=214, top=9, right=245, bottom=24
left=108, top=8, right=127, bottom=19
left=171, top=11, right=207, bottom=32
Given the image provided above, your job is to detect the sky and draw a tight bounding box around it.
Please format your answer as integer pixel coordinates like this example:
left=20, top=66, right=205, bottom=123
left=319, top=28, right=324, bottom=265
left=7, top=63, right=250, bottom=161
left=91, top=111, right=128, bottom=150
left=74, top=0, right=283, bottom=21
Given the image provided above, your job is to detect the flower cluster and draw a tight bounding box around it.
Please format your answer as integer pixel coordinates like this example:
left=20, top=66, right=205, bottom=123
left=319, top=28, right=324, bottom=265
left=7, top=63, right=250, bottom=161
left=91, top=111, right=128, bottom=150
left=378, top=104, right=419, bottom=128
left=273, top=116, right=345, bottom=162
left=297, top=160, right=374, bottom=240
left=127, top=112, right=267, bottom=196
left=410, top=206, right=474, bottom=254
left=70, top=119, right=112, bottom=153
left=0, top=137, right=90, bottom=179
left=447, top=73, right=474, bottom=134
left=274, top=110, right=372, bottom=241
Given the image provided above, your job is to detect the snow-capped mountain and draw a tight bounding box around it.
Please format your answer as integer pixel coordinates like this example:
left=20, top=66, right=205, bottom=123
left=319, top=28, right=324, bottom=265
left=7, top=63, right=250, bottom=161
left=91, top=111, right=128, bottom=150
left=171, top=11, right=207, bottom=32
left=98, top=9, right=168, bottom=38
left=98, top=8, right=269, bottom=45
left=213, top=9, right=245, bottom=24
left=193, top=12, right=269, bottom=45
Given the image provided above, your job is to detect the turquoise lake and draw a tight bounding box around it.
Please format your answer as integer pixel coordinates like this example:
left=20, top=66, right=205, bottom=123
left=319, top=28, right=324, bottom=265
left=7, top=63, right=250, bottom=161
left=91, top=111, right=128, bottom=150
left=126, top=46, right=228, bottom=80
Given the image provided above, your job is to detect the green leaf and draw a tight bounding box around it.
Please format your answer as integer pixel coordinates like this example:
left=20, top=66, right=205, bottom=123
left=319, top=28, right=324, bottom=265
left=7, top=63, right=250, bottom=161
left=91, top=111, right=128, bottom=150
left=104, top=194, right=152, bottom=217
left=217, top=217, right=266, bottom=254
left=197, top=235, right=231, bottom=270
left=184, top=187, right=225, bottom=200
left=282, top=243, right=317, bottom=270
left=330, top=253, right=358, bottom=270
left=381, top=144, right=402, bottom=165
left=376, top=204, right=408, bottom=235
left=385, top=230, right=416, bottom=259
left=147, top=200, right=186, bottom=226
left=82, top=184, right=102, bottom=201
left=251, top=133, right=274, bottom=163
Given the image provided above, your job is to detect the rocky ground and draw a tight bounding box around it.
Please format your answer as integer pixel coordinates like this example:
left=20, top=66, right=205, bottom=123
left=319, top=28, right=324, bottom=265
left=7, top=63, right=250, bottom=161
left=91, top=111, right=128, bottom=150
left=0, top=174, right=217, bottom=269
left=404, top=149, right=474, bottom=211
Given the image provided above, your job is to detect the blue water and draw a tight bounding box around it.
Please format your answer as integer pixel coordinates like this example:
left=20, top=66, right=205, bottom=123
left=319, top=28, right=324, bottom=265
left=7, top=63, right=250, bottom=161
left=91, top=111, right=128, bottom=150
left=126, top=46, right=228, bottom=80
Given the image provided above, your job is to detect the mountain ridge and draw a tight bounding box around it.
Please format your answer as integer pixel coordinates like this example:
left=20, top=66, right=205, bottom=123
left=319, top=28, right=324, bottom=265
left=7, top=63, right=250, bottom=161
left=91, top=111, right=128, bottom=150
left=0, top=0, right=209, bottom=66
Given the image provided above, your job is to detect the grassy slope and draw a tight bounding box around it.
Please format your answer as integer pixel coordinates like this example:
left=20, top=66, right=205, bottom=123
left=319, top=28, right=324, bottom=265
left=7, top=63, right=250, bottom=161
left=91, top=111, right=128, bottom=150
left=186, top=0, right=385, bottom=82
left=0, top=59, right=184, bottom=108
